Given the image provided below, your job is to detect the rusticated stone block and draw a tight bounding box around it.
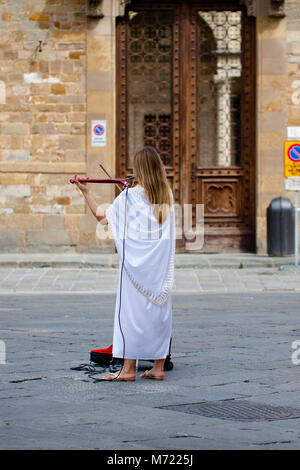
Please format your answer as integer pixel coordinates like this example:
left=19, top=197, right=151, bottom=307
left=56, top=197, right=71, bottom=205
left=1, top=214, right=43, bottom=230
left=66, top=229, right=80, bottom=245
left=70, top=123, right=86, bottom=135
left=64, top=214, right=80, bottom=230
left=87, top=54, right=112, bottom=72
left=79, top=230, right=97, bottom=245
left=80, top=213, right=98, bottom=231
left=32, top=123, right=55, bottom=135
left=1, top=185, right=31, bottom=196
left=65, top=204, right=85, bottom=214
left=0, top=173, right=27, bottom=185
left=61, top=73, right=78, bottom=83
left=59, top=135, right=85, bottom=149
left=288, top=107, right=300, bottom=125
left=1, top=124, right=30, bottom=135
left=87, top=91, right=111, bottom=113
left=43, top=214, right=64, bottom=230
left=69, top=51, right=85, bottom=59
left=2, top=150, right=30, bottom=161
left=2, top=13, right=11, bottom=22
left=257, top=17, right=286, bottom=39
left=64, top=149, right=85, bottom=162
left=259, top=131, right=285, bottom=150
left=51, top=31, right=85, bottom=42
left=260, top=90, right=286, bottom=113
left=87, top=71, right=113, bottom=91
left=51, top=84, right=66, bottom=95
left=29, top=13, right=50, bottom=22
left=26, top=229, right=69, bottom=246
left=0, top=229, right=25, bottom=250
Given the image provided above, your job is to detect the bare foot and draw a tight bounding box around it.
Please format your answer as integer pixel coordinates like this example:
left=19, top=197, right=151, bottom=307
left=100, top=371, right=135, bottom=381
left=140, top=369, right=164, bottom=380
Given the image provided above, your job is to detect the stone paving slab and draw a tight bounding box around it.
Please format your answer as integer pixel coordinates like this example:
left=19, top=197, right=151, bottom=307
left=1, top=291, right=300, bottom=450
left=0, top=266, right=300, bottom=294
left=0, top=252, right=298, bottom=269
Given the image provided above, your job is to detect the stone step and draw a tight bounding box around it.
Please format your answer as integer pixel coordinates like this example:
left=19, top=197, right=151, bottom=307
left=0, top=252, right=296, bottom=269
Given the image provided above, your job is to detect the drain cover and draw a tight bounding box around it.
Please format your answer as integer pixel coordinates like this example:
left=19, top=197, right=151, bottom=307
left=160, top=400, right=300, bottom=422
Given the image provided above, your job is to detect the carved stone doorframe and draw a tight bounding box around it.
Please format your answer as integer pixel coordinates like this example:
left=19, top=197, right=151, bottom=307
left=86, top=0, right=287, bottom=253
left=87, top=0, right=286, bottom=20
left=239, top=0, right=285, bottom=18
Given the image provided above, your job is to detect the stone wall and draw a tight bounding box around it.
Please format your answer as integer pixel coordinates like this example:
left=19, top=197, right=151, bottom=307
left=285, top=0, right=300, bottom=254
left=255, top=2, right=287, bottom=253
left=254, top=0, right=300, bottom=254
left=287, top=0, right=300, bottom=137
left=84, top=0, right=119, bottom=253
left=0, top=0, right=90, bottom=252
left=0, top=0, right=299, bottom=254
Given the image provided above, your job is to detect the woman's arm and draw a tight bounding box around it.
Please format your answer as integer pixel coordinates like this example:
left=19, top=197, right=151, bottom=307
left=73, top=175, right=107, bottom=224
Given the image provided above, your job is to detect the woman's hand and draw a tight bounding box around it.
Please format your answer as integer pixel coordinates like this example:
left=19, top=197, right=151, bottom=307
left=73, top=174, right=89, bottom=195
left=72, top=175, right=103, bottom=223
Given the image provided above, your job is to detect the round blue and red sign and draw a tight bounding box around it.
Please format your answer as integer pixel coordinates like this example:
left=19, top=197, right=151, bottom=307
left=288, top=144, right=300, bottom=162
left=93, top=124, right=105, bottom=136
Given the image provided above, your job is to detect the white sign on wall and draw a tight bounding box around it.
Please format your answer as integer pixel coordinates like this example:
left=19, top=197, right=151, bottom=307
left=287, top=127, right=300, bottom=139
left=91, top=120, right=106, bottom=147
left=284, top=177, right=300, bottom=191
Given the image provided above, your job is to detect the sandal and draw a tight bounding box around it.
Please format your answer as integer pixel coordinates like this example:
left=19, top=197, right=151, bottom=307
left=98, top=372, right=135, bottom=382
left=140, top=370, right=164, bottom=381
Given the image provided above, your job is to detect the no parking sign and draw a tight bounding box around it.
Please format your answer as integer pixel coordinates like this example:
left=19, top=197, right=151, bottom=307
left=282, top=140, right=300, bottom=269
left=91, top=120, right=106, bottom=147
left=284, top=141, right=300, bottom=177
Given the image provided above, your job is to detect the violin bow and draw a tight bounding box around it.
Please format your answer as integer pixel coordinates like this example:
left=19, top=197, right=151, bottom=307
left=99, top=164, right=136, bottom=190
left=99, top=164, right=123, bottom=192
left=69, top=163, right=134, bottom=189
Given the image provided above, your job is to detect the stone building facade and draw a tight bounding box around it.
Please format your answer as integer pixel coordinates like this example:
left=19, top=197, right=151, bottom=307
left=0, top=0, right=299, bottom=254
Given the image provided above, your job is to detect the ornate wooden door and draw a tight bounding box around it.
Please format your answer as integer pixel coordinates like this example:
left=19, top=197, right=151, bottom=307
left=116, top=0, right=256, bottom=252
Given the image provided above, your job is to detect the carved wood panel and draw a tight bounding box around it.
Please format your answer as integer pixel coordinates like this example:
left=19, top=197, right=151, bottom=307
left=189, top=3, right=255, bottom=251
left=116, top=2, right=181, bottom=204
left=204, top=180, right=239, bottom=217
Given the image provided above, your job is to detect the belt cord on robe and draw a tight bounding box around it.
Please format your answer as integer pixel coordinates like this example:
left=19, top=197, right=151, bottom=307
left=115, top=184, right=129, bottom=380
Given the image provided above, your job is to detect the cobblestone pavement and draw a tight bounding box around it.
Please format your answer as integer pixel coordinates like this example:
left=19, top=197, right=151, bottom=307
left=0, top=266, right=300, bottom=294
left=1, top=268, right=300, bottom=449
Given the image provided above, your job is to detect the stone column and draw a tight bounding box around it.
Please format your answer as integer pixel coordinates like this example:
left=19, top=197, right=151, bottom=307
left=85, top=0, right=118, bottom=251
left=255, top=1, right=287, bottom=253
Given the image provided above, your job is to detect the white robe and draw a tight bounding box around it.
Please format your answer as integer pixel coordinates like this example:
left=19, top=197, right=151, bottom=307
left=105, top=184, right=175, bottom=360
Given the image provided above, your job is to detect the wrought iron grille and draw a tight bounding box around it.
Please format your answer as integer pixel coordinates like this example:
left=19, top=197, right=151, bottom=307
left=127, top=10, right=173, bottom=166
left=197, top=10, right=242, bottom=168
left=160, top=400, right=300, bottom=422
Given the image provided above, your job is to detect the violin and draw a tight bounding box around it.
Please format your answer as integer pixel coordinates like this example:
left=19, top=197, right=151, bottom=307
left=69, top=164, right=136, bottom=191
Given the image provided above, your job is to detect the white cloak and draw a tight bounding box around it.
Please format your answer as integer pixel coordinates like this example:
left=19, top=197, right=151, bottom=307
left=105, top=184, right=175, bottom=360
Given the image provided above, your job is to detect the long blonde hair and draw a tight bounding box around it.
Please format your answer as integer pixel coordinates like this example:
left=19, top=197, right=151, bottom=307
left=133, top=147, right=172, bottom=224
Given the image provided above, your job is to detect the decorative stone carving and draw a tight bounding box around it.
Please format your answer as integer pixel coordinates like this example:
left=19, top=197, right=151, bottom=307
left=87, top=0, right=104, bottom=19
left=128, top=11, right=138, bottom=21
left=239, top=0, right=258, bottom=17
left=119, top=0, right=132, bottom=17
left=240, top=0, right=285, bottom=18
left=87, top=0, right=285, bottom=21
left=268, top=0, right=285, bottom=18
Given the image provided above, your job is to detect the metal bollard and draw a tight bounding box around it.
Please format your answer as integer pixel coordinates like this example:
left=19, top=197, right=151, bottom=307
left=267, top=197, right=295, bottom=256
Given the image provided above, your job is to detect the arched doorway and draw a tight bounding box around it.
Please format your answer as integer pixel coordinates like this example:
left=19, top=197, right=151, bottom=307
left=116, top=0, right=256, bottom=252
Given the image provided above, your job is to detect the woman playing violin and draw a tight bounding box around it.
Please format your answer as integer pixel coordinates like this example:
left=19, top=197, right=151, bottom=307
left=73, top=147, right=175, bottom=381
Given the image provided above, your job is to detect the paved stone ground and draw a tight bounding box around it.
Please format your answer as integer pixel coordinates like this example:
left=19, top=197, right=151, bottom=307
left=1, top=268, right=300, bottom=449
left=0, top=266, right=300, bottom=294
left=0, top=252, right=297, bottom=269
